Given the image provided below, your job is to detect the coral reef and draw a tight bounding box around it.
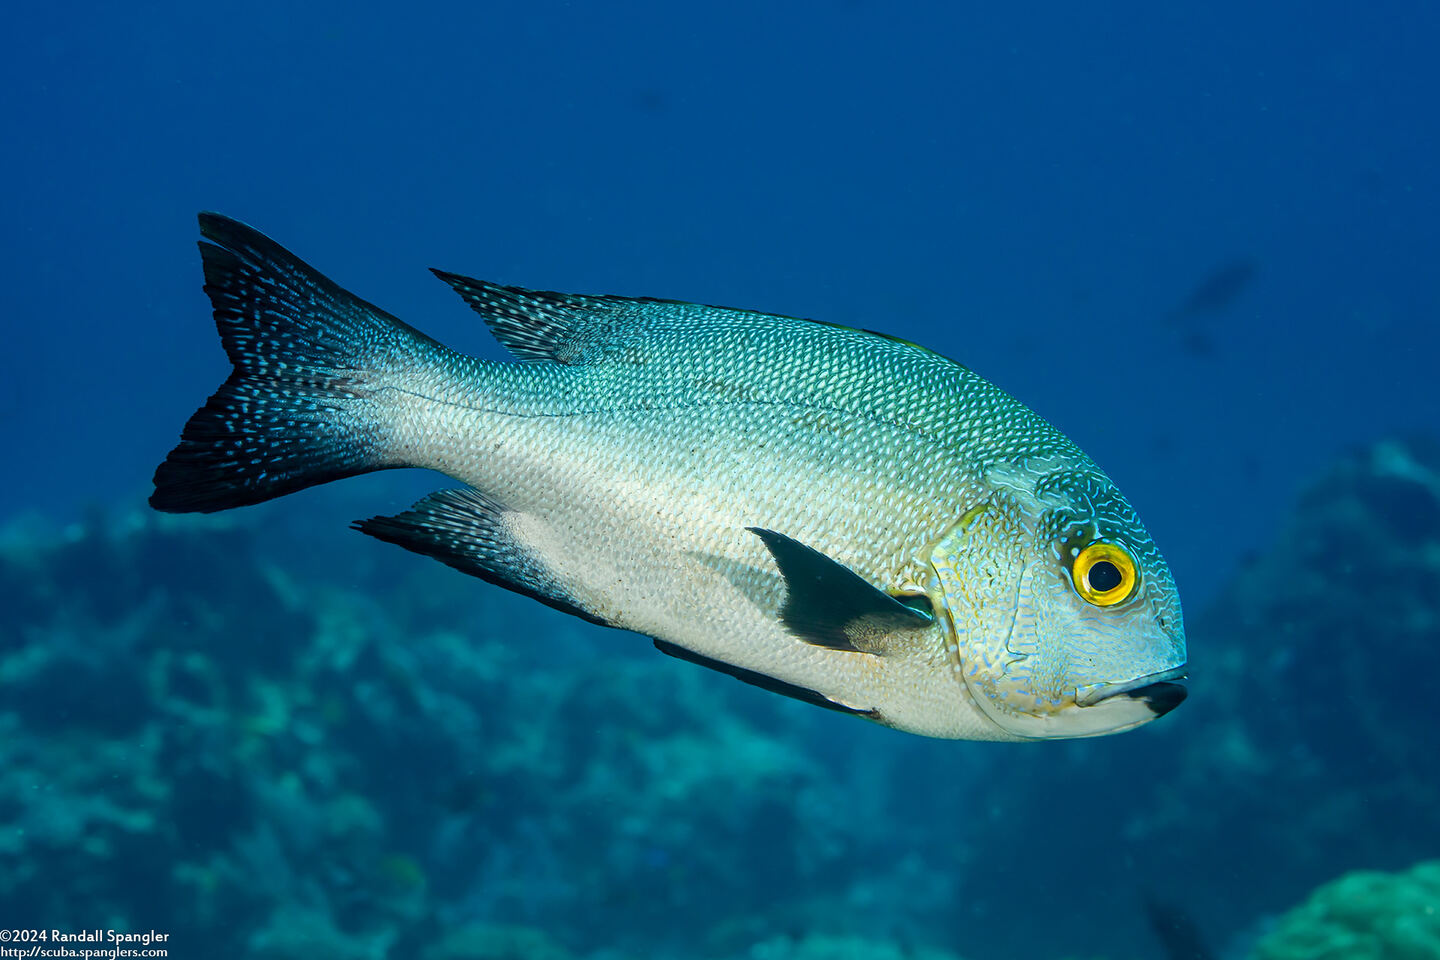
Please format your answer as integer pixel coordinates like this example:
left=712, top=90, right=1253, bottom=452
left=420, top=923, right=572, bottom=960
left=746, top=934, right=965, bottom=960
left=1161, top=437, right=1440, bottom=905
left=0, top=501, right=960, bottom=958
left=1252, top=861, right=1440, bottom=960
left=2, top=434, right=1437, bottom=958
left=911, top=436, right=1440, bottom=954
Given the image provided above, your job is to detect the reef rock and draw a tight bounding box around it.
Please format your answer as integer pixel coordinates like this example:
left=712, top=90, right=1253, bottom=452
left=1252, top=860, right=1440, bottom=960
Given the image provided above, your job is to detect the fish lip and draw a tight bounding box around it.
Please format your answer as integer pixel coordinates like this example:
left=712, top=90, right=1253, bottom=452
left=1133, top=680, right=1189, bottom=717
left=1076, top=665, right=1189, bottom=707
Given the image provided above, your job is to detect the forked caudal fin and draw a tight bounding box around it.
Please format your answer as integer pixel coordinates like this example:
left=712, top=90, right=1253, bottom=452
left=151, top=214, right=445, bottom=513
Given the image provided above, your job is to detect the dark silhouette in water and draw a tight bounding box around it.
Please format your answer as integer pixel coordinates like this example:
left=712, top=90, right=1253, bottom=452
left=1168, top=257, right=1258, bottom=356
left=1172, top=258, right=1257, bottom=317
left=1143, top=895, right=1216, bottom=960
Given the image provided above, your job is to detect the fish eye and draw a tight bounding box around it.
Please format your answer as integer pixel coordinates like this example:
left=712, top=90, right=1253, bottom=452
left=1072, top=541, right=1137, bottom=606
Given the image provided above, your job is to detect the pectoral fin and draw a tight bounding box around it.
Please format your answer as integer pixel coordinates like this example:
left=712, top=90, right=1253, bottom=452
left=747, top=527, right=933, bottom=653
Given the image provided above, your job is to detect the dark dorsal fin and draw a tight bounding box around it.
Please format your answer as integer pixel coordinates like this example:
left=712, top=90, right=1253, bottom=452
left=431, top=270, right=644, bottom=364
left=652, top=639, right=878, bottom=718
left=747, top=527, right=933, bottom=653
left=432, top=269, right=958, bottom=372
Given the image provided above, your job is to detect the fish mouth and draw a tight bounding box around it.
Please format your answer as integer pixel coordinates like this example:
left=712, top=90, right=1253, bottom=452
left=967, top=663, right=1189, bottom=740
left=1077, top=665, right=1189, bottom=713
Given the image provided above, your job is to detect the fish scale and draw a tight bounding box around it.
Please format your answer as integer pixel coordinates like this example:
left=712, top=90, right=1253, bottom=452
left=152, top=213, right=1188, bottom=741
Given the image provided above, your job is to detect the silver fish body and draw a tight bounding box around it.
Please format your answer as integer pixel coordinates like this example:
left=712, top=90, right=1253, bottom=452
left=152, top=214, right=1188, bottom=740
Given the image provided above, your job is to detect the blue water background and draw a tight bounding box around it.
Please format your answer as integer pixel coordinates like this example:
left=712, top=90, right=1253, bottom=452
left=2, top=2, right=1437, bottom=958
left=6, top=0, right=1437, bottom=605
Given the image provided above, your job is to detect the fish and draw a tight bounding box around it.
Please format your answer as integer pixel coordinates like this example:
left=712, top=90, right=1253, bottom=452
left=1167, top=257, right=1258, bottom=356
left=150, top=213, right=1188, bottom=741
left=1170, top=257, right=1256, bottom=319
left=1142, top=895, right=1217, bottom=960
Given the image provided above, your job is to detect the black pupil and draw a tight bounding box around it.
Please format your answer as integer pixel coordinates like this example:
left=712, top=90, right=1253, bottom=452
left=1088, top=560, right=1123, bottom=592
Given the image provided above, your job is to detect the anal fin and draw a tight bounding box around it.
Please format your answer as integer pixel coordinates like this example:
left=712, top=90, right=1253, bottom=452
left=652, top=640, right=878, bottom=718
left=353, top=488, right=609, bottom=627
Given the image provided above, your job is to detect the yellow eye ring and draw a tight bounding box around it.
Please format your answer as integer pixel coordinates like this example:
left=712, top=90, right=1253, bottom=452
left=1072, top=541, right=1137, bottom=606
